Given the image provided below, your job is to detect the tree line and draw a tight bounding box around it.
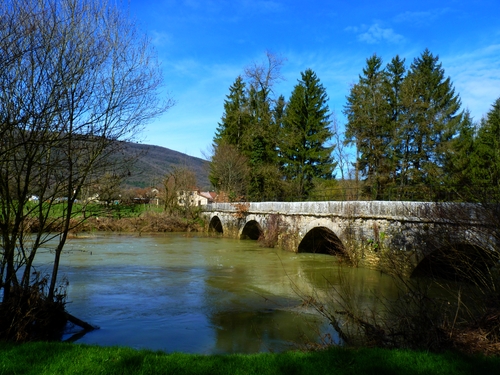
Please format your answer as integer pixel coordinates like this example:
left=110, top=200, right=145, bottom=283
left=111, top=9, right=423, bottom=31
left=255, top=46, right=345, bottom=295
left=210, top=52, right=336, bottom=202
left=345, top=49, right=500, bottom=201
left=210, top=50, right=500, bottom=202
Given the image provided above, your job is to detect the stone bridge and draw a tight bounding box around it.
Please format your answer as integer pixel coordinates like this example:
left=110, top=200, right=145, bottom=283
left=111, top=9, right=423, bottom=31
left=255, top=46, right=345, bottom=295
left=202, top=201, right=500, bottom=277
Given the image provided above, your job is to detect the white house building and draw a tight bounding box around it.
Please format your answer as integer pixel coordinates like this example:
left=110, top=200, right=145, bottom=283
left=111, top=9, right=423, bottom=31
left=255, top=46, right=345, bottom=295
left=178, top=190, right=216, bottom=206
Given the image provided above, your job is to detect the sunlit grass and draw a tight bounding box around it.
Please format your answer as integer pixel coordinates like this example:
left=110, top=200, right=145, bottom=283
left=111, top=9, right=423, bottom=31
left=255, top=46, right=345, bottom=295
left=1, top=342, right=499, bottom=375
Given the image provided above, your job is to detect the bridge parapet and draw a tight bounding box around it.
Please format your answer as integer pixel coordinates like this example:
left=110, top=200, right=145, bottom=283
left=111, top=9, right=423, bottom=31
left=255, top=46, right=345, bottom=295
left=204, top=201, right=492, bottom=224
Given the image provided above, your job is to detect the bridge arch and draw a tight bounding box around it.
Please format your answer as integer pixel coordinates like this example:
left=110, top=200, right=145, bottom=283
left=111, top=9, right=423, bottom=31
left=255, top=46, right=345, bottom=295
left=411, top=243, right=498, bottom=281
left=240, top=220, right=262, bottom=240
left=298, top=226, right=346, bottom=256
left=208, top=215, right=223, bottom=234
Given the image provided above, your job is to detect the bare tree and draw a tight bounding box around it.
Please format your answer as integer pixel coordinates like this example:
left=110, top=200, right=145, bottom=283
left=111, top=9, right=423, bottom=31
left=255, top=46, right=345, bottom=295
left=0, top=0, right=171, bottom=339
left=162, top=167, right=197, bottom=216
left=331, top=112, right=351, bottom=182
left=244, top=50, right=286, bottom=99
left=94, top=173, right=123, bottom=207
left=208, top=142, right=250, bottom=201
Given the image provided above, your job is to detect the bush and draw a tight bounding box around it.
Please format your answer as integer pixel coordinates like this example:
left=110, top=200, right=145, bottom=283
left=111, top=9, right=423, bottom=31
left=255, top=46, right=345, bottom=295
left=0, top=276, right=67, bottom=342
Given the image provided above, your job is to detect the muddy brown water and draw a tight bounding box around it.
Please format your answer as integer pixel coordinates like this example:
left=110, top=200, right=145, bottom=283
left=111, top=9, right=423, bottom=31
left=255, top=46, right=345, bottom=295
left=34, top=233, right=396, bottom=354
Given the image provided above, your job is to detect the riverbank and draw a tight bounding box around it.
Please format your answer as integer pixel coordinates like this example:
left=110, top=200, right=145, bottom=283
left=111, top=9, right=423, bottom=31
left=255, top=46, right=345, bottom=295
left=1, top=342, right=499, bottom=375
left=23, top=202, right=206, bottom=234
left=72, top=210, right=204, bottom=233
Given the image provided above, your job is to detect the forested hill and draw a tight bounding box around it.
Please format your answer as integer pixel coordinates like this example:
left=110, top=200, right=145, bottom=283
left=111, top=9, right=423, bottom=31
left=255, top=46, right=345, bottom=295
left=119, top=142, right=210, bottom=189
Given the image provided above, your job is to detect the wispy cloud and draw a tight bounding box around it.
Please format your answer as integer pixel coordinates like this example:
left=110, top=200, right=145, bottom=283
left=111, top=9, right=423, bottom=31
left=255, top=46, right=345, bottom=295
left=442, top=44, right=500, bottom=120
left=150, top=30, right=172, bottom=47
left=394, top=8, right=451, bottom=27
left=346, top=22, right=405, bottom=44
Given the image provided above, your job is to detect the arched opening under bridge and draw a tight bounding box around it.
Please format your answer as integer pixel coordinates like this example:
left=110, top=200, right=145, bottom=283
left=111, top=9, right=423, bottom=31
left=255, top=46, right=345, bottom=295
left=298, top=227, right=345, bottom=256
left=411, top=244, right=499, bottom=282
left=240, top=220, right=262, bottom=240
left=209, top=216, right=223, bottom=234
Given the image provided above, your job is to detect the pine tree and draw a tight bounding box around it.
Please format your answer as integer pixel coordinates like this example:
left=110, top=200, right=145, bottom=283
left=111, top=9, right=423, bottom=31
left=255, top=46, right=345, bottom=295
left=212, top=52, right=286, bottom=201
left=280, top=69, right=335, bottom=199
left=242, top=54, right=284, bottom=201
left=385, top=55, right=406, bottom=191
left=398, top=49, right=464, bottom=197
left=474, top=98, right=500, bottom=191
left=444, top=99, right=500, bottom=201
left=213, top=76, right=250, bottom=148
left=442, top=111, right=477, bottom=199
left=344, top=54, right=392, bottom=199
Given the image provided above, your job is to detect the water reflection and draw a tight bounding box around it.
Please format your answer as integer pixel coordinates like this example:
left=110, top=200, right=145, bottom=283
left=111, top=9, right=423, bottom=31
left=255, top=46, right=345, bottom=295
left=34, top=233, right=387, bottom=353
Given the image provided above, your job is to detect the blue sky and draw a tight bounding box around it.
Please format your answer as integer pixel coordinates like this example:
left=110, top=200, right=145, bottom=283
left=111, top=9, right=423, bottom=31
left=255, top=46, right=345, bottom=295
left=127, top=0, right=500, bottom=160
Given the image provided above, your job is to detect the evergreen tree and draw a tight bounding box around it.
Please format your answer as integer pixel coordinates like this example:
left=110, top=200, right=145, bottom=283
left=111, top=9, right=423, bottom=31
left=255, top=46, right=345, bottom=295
left=474, top=98, right=500, bottom=191
left=212, top=53, right=285, bottom=201
left=280, top=69, right=335, bottom=199
left=242, top=54, right=284, bottom=201
left=444, top=99, right=500, bottom=201
left=344, top=54, right=392, bottom=199
left=442, top=111, right=477, bottom=198
left=398, top=49, right=464, bottom=196
left=385, top=55, right=406, bottom=191
left=213, top=76, right=250, bottom=148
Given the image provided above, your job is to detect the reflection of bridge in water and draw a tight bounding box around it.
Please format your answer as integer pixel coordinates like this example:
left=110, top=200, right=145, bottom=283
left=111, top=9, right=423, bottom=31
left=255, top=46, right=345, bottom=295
left=202, top=201, right=500, bottom=278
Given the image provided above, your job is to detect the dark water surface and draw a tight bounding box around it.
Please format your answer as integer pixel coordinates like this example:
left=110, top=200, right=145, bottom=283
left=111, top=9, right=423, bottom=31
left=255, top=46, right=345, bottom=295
left=35, top=233, right=394, bottom=354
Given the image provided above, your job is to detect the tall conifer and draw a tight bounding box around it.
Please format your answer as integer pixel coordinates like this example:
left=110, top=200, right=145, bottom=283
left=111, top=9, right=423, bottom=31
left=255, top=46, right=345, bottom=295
left=281, top=69, right=335, bottom=199
left=399, top=49, right=463, bottom=194
left=213, top=76, right=250, bottom=148
left=344, top=54, right=392, bottom=198
left=385, top=56, right=406, bottom=189
left=474, top=98, right=500, bottom=189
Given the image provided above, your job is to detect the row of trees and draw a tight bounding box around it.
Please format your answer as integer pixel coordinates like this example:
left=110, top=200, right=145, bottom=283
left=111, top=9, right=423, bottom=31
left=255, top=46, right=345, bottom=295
left=211, top=49, right=500, bottom=202
left=344, top=49, right=500, bottom=201
left=210, top=52, right=336, bottom=201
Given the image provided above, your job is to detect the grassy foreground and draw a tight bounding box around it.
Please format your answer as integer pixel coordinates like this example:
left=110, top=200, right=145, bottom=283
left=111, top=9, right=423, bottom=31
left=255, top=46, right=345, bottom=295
left=1, top=342, right=499, bottom=375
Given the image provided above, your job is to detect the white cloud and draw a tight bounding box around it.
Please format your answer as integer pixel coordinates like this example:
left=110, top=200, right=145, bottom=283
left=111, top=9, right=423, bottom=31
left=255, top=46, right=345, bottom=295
left=346, top=22, right=405, bottom=44
left=358, top=23, right=405, bottom=44
left=150, top=30, right=172, bottom=47
left=442, top=44, right=500, bottom=120
left=393, top=8, right=451, bottom=26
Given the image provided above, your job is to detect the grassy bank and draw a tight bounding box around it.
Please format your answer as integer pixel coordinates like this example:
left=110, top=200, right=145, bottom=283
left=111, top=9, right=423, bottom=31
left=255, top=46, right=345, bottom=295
left=25, top=202, right=205, bottom=234
left=1, top=342, right=499, bottom=375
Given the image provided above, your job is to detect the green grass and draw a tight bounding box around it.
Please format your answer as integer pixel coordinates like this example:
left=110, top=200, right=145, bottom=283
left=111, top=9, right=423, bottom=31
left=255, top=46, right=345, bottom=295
left=1, top=342, right=499, bottom=375
left=25, top=200, right=159, bottom=220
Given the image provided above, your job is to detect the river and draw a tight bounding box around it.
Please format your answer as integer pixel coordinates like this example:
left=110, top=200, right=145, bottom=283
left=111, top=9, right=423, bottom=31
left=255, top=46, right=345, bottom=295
left=34, top=232, right=396, bottom=354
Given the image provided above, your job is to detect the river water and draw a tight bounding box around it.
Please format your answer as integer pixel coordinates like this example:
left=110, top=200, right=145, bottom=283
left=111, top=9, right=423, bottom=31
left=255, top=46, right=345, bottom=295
left=34, top=233, right=396, bottom=354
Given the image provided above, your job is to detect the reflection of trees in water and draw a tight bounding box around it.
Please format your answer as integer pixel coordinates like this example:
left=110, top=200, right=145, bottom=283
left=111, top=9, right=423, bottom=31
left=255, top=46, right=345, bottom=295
left=296, top=258, right=399, bottom=316
left=210, top=309, right=326, bottom=353
left=198, top=240, right=340, bottom=351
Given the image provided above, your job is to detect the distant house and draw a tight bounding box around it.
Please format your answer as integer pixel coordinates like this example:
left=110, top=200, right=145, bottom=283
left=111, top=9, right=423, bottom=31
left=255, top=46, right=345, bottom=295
left=178, top=190, right=216, bottom=206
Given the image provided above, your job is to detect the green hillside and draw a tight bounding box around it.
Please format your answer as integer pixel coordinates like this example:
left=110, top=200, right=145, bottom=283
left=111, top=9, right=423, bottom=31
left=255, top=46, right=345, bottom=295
left=120, top=142, right=210, bottom=190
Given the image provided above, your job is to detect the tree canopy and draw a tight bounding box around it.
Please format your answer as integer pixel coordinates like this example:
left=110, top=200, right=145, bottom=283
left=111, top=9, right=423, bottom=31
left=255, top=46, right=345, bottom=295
left=344, top=50, right=467, bottom=200
left=211, top=58, right=337, bottom=201
left=212, top=49, right=498, bottom=203
left=280, top=69, right=336, bottom=199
